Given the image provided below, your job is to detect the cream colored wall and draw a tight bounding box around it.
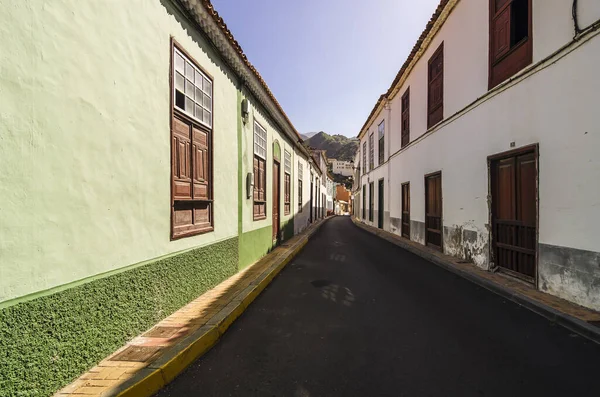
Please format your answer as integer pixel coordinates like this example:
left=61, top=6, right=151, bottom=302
left=0, top=0, right=239, bottom=302
left=240, top=94, right=298, bottom=235
left=294, top=152, right=311, bottom=233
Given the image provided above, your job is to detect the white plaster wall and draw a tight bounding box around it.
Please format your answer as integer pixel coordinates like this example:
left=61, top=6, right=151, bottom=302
left=294, top=153, right=311, bottom=233
left=387, top=32, right=600, bottom=257
left=0, top=0, right=240, bottom=301
left=577, top=0, right=600, bottom=28
left=534, top=0, right=600, bottom=62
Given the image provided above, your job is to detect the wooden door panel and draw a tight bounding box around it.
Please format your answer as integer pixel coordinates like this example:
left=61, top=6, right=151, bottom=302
left=517, top=153, right=536, bottom=226
left=401, top=183, right=410, bottom=239
left=495, top=157, right=515, bottom=219
left=425, top=173, right=442, bottom=250
left=492, top=150, right=537, bottom=281
left=378, top=180, right=384, bottom=229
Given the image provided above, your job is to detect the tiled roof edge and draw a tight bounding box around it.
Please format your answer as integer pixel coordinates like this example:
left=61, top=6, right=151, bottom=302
left=178, top=0, right=310, bottom=157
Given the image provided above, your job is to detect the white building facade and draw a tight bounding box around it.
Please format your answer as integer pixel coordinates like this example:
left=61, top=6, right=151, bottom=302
left=332, top=159, right=354, bottom=177
left=354, top=0, right=600, bottom=311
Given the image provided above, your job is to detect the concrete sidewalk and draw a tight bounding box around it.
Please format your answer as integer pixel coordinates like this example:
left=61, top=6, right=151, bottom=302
left=56, top=217, right=332, bottom=397
left=352, top=218, right=600, bottom=345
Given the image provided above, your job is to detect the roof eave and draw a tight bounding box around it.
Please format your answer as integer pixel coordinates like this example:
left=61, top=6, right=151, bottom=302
left=178, top=0, right=310, bottom=157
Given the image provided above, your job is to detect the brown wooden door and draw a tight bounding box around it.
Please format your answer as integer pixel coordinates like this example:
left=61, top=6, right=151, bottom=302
left=401, top=183, right=410, bottom=239
left=273, top=162, right=280, bottom=242
left=491, top=151, right=537, bottom=281
left=425, top=172, right=442, bottom=250
left=378, top=179, right=384, bottom=229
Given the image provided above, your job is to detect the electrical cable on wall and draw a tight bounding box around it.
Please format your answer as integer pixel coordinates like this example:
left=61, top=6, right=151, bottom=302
left=572, top=0, right=600, bottom=36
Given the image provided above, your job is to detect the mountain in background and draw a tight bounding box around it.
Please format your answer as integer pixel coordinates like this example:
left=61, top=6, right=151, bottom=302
left=304, top=131, right=358, bottom=162
left=299, top=131, right=319, bottom=140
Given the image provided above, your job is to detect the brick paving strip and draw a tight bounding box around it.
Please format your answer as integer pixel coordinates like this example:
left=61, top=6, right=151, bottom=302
left=352, top=218, right=600, bottom=344
left=55, top=217, right=333, bottom=397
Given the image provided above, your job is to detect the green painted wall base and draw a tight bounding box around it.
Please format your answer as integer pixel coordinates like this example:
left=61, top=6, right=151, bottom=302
left=238, top=226, right=274, bottom=271
left=0, top=237, right=238, bottom=397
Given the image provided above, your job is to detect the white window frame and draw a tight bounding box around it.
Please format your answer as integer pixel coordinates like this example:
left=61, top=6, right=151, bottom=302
left=173, top=47, right=213, bottom=127
left=298, top=161, right=303, bottom=179
left=253, top=121, right=267, bottom=159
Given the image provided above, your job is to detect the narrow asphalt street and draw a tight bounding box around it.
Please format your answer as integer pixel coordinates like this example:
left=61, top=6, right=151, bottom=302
left=156, top=217, right=599, bottom=397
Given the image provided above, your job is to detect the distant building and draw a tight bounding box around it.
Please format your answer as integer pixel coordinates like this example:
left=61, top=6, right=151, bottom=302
left=336, top=184, right=352, bottom=214
left=332, top=159, right=354, bottom=177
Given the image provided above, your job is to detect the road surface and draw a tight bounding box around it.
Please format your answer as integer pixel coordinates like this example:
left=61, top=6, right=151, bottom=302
left=155, top=216, right=599, bottom=397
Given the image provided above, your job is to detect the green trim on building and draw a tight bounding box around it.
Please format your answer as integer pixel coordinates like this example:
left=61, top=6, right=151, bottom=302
left=0, top=237, right=238, bottom=397
left=238, top=226, right=273, bottom=271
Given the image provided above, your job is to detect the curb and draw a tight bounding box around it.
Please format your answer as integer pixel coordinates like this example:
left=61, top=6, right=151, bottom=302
left=351, top=218, right=600, bottom=346
left=104, top=217, right=332, bottom=397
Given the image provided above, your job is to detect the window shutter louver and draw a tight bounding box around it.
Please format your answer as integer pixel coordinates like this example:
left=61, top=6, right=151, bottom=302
left=259, top=159, right=265, bottom=202
left=492, top=5, right=512, bottom=62
left=427, top=44, right=444, bottom=128
left=172, top=117, right=193, bottom=200
left=192, top=127, right=209, bottom=200
left=253, top=157, right=259, bottom=201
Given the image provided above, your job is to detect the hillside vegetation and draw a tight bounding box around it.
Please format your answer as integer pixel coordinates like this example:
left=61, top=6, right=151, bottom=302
left=304, top=131, right=358, bottom=162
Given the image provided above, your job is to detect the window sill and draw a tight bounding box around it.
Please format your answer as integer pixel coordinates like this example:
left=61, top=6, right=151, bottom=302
left=171, top=225, right=214, bottom=240
left=491, top=37, right=529, bottom=68
left=253, top=215, right=267, bottom=221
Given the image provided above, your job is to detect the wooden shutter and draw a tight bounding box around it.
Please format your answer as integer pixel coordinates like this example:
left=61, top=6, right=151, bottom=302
left=192, top=127, right=209, bottom=200
left=401, top=89, right=410, bottom=148
left=172, top=117, right=192, bottom=200
left=428, top=44, right=444, bottom=128
left=491, top=2, right=512, bottom=62
left=253, top=156, right=266, bottom=219
left=253, top=157, right=259, bottom=201
left=259, top=159, right=265, bottom=201
left=284, top=173, right=291, bottom=215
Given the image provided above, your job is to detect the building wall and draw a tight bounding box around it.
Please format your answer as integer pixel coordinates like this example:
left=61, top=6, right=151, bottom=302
left=294, top=151, right=312, bottom=234
left=356, top=0, right=600, bottom=310
left=0, top=0, right=317, bottom=394
left=239, top=89, right=302, bottom=268
left=0, top=0, right=244, bottom=394
left=0, top=0, right=239, bottom=304
left=333, top=160, right=354, bottom=176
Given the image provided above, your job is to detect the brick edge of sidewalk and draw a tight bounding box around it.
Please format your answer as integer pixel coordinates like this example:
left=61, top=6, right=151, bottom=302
left=351, top=218, right=600, bottom=346
left=56, top=216, right=334, bottom=397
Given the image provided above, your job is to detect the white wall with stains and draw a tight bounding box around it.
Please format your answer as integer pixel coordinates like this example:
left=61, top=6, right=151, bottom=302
left=356, top=0, right=600, bottom=310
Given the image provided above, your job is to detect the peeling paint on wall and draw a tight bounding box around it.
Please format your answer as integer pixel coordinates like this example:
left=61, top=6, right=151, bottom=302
left=443, top=223, right=489, bottom=269
left=411, top=220, right=425, bottom=244
left=390, top=217, right=401, bottom=235
left=539, top=243, right=600, bottom=311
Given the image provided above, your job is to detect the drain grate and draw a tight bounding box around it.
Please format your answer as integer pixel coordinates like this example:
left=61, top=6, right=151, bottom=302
left=311, top=279, right=331, bottom=288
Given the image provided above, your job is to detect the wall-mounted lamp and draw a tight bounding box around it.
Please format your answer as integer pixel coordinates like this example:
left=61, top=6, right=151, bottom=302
left=241, top=98, right=249, bottom=124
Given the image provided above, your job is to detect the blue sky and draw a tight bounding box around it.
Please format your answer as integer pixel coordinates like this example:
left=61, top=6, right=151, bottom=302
left=211, top=0, right=440, bottom=138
